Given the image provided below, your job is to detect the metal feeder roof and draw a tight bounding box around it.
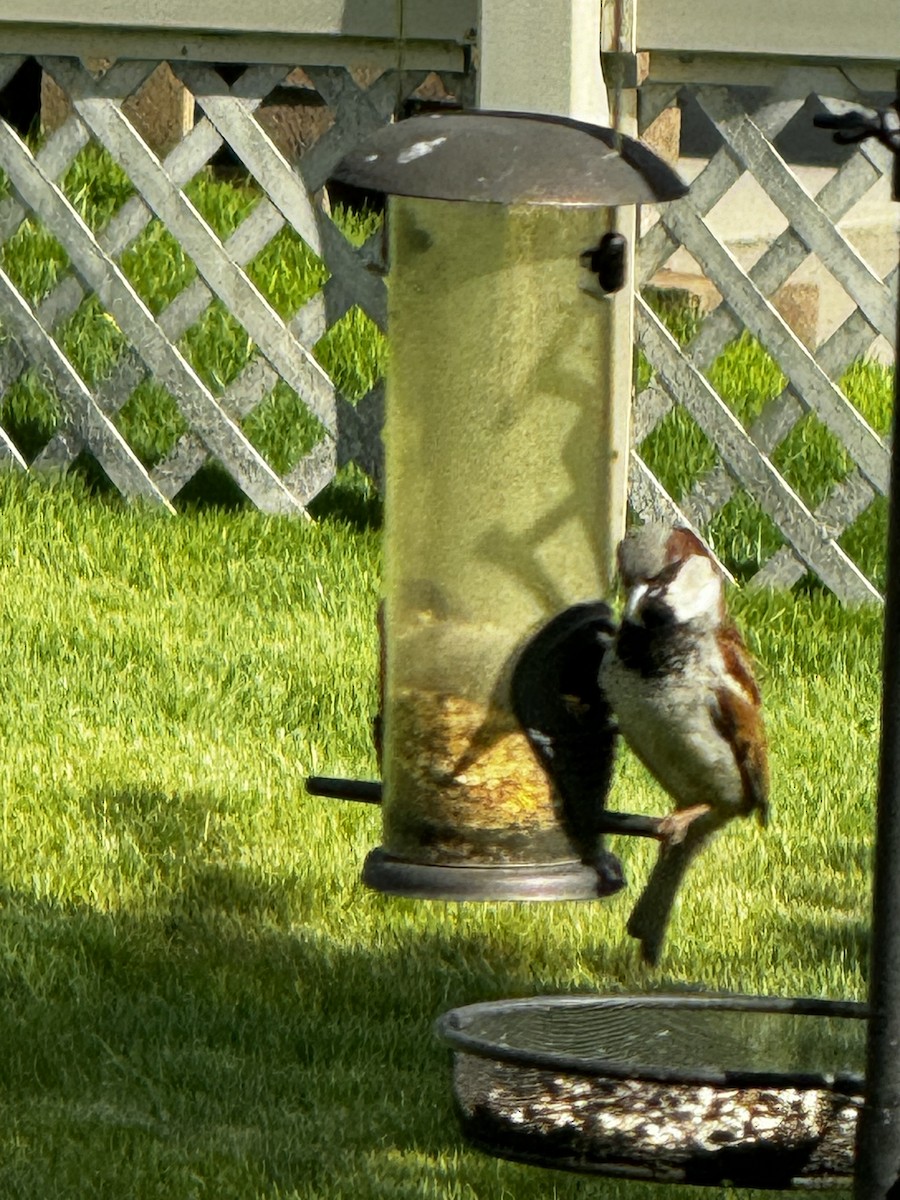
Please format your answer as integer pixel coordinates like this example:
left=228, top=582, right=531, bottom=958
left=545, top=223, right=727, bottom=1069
left=330, top=110, right=688, bottom=206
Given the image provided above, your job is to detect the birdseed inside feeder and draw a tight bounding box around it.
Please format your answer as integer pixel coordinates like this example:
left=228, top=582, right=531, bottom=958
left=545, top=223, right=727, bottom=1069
left=327, top=112, right=686, bottom=901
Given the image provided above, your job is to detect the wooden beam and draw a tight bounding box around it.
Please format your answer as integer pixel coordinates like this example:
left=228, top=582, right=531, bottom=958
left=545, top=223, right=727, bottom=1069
left=638, top=0, right=900, bottom=65
left=0, top=0, right=477, bottom=43
left=0, top=24, right=467, bottom=71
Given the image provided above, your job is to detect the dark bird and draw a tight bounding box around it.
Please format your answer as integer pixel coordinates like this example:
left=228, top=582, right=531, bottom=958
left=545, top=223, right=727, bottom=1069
left=511, top=602, right=624, bottom=895
left=599, top=524, right=769, bottom=964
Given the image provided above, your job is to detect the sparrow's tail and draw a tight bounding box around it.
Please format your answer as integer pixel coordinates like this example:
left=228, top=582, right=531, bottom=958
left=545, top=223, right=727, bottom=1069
left=625, top=825, right=712, bottom=966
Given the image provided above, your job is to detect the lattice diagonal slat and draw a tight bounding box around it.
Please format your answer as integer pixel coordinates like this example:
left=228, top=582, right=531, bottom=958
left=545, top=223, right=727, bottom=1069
left=0, top=54, right=471, bottom=512
left=4, top=114, right=226, bottom=465
left=0, top=261, right=169, bottom=501
left=49, top=58, right=340, bottom=437
left=658, top=195, right=889, bottom=491
left=696, top=86, right=895, bottom=341
left=637, top=297, right=880, bottom=602
left=641, top=124, right=892, bottom=572
left=633, top=97, right=809, bottom=444
left=634, top=72, right=896, bottom=601
left=0, top=53, right=890, bottom=603
left=156, top=60, right=421, bottom=502
left=0, top=109, right=307, bottom=515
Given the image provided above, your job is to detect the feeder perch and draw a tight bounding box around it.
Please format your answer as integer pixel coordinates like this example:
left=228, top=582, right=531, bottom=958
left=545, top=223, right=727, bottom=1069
left=436, top=994, right=867, bottom=1188
left=319, top=111, right=686, bottom=902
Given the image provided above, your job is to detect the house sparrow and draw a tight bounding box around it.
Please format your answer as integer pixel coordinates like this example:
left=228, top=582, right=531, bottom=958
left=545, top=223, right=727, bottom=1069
left=511, top=603, right=623, bottom=895
left=599, top=524, right=768, bottom=964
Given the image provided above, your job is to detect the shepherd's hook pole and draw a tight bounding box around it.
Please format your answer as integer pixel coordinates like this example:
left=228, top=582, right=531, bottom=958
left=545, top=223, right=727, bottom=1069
left=816, top=81, right=900, bottom=1200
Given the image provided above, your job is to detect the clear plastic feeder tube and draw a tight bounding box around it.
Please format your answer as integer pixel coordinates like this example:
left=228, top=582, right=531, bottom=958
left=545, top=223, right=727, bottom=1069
left=380, top=196, right=628, bottom=870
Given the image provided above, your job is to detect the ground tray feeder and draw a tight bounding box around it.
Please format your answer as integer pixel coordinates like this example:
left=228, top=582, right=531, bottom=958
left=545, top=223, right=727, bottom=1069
left=308, top=111, right=686, bottom=901
left=436, top=993, right=867, bottom=1188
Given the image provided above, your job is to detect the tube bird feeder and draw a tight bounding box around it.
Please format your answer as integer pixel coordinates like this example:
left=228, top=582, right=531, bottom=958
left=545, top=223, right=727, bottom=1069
left=326, top=112, right=686, bottom=901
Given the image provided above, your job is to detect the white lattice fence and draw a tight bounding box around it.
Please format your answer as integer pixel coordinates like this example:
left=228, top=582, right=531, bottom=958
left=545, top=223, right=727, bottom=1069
left=0, top=54, right=472, bottom=514
left=0, top=51, right=895, bottom=601
left=632, top=76, right=897, bottom=603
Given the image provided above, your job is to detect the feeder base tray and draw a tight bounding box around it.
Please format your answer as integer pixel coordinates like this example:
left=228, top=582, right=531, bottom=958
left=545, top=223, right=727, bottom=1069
left=362, top=847, right=610, bottom=901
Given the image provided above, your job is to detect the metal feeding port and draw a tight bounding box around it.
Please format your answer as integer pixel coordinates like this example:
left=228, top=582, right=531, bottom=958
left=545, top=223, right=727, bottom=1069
left=436, top=994, right=867, bottom=1189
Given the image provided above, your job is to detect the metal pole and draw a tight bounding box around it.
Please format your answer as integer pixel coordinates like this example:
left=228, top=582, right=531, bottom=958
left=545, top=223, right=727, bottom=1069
left=854, top=78, right=900, bottom=1200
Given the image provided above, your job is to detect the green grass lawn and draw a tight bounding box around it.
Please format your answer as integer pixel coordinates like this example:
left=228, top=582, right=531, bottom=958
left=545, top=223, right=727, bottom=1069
left=0, top=470, right=881, bottom=1199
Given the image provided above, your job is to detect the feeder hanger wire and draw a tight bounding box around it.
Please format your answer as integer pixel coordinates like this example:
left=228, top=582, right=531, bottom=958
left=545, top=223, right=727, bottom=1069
left=601, top=0, right=632, bottom=297
left=816, top=82, right=900, bottom=1200
left=393, top=0, right=406, bottom=119
left=610, top=0, right=626, bottom=155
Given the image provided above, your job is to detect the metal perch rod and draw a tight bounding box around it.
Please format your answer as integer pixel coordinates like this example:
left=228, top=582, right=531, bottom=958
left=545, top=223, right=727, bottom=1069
left=305, top=775, right=664, bottom=839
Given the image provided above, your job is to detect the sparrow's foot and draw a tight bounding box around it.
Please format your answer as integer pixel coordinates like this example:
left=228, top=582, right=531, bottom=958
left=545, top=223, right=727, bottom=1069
left=658, top=804, right=713, bottom=846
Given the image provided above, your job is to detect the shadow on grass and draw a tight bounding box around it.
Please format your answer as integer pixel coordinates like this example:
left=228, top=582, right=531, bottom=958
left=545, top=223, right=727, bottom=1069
left=36, top=450, right=385, bottom=533
left=308, top=468, right=383, bottom=532
left=783, top=915, right=871, bottom=984
left=0, top=887, right=461, bottom=1197
left=170, top=461, right=384, bottom=531
left=0, top=787, right=620, bottom=1200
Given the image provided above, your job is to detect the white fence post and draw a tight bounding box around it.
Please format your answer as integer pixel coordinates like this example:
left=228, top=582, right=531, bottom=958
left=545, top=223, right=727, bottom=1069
left=476, top=0, right=609, bottom=122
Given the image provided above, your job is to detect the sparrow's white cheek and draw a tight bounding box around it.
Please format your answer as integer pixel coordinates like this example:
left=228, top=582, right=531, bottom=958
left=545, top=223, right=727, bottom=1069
left=664, top=556, right=723, bottom=624
left=623, top=583, right=648, bottom=622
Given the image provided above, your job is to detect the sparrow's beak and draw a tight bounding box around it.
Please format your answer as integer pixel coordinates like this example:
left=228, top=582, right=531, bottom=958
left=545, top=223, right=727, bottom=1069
left=623, top=583, right=648, bottom=623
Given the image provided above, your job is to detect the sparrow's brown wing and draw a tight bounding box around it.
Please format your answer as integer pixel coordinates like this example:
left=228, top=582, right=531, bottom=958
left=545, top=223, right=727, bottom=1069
left=716, top=622, right=762, bottom=705
left=711, top=685, right=769, bottom=825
